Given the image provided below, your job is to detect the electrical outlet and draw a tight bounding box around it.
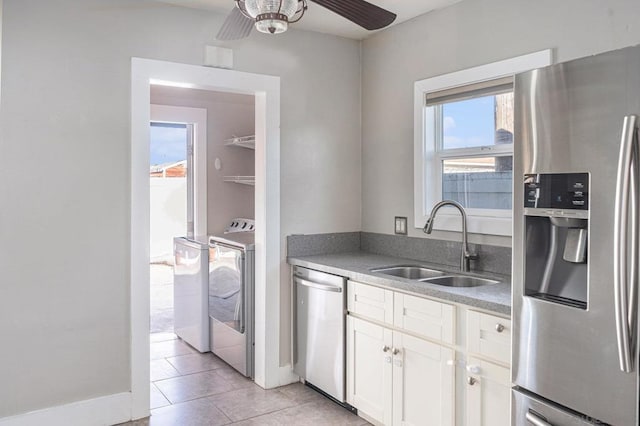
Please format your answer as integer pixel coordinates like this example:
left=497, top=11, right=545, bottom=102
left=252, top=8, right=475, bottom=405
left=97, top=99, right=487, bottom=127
left=394, top=216, right=407, bottom=235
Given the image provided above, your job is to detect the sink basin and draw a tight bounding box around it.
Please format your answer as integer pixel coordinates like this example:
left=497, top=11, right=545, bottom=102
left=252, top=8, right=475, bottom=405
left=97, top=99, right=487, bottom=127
left=370, top=265, right=445, bottom=280
left=422, top=275, right=498, bottom=287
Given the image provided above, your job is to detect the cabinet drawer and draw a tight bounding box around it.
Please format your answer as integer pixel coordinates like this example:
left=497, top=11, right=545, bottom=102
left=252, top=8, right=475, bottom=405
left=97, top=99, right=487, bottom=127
left=393, top=293, right=455, bottom=344
left=347, top=281, right=394, bottom=325
left=467, top=310, right=511, bottom=364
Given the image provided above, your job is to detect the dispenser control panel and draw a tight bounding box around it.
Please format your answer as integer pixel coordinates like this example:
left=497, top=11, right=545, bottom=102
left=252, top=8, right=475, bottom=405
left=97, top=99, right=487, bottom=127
left=524, top=173, right=589, bottom=210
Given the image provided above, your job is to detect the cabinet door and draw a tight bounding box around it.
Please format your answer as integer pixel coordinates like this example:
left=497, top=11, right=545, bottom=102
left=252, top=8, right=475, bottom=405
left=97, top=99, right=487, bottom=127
left=392, top=331, right=455, bottom=426
left=347, top=315, right=393, bottom=425
left=465, top=357, right=511, bottom=426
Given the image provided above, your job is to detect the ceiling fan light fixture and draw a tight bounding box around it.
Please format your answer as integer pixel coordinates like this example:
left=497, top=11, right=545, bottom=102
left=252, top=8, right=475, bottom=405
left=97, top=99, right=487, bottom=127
left=237, top=0, right=306, bottom=34
left=255, top=13, right=288, bottom=34
left=218, top=0, right=397, bottom=42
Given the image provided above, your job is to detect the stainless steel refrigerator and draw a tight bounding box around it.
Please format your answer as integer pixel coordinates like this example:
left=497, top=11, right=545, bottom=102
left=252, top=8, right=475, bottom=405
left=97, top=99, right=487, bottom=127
left=512, top=45, right=640, bottom=425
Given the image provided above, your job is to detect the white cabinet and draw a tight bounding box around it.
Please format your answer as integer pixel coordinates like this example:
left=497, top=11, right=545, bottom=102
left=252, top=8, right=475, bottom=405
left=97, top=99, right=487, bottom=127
left=347, top=285, right=455, bottom=426
left=465, top=311, right=511, bottom=426
left=394, top=292, right=455, bottom=344
left=466, top=310, right=511, bottom=365
left=348, top=280, right=394, bottom=325
left=346, top=281, right=511, bottom=426
left=346, top=315, right=393, bottom=425
left=465, top=357, right=511, bottom=426
left=392, top=331, right=454, bottom=426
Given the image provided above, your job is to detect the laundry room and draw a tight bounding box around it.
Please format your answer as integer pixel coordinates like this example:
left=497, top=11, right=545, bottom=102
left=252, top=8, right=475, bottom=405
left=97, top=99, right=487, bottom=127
left=148, top=83, right=256, bottom=410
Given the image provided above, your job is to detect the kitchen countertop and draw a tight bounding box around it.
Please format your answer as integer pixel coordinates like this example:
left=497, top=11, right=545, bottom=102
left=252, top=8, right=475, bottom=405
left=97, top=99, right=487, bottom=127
left=288, top=251, right=511, bottom=316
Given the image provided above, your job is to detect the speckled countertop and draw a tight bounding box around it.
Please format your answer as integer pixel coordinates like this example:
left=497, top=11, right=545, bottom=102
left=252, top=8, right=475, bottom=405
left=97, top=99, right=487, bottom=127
left=288, top=251, right=511, bottom=316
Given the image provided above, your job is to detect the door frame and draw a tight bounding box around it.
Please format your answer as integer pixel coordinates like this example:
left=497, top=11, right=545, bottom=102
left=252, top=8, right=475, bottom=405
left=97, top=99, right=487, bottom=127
left=131, top=58, right=281, bottom=419
left=150, top=104, right=208, bottom=236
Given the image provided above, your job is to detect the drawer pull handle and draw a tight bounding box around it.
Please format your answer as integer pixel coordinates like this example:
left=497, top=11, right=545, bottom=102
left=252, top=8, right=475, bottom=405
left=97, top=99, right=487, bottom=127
left=495, top=323, right=505, bottom=333
left=392, top=347, right=401, bottom=355
left=382, top=345, right=390, bottom=353
left=467, top=377, right=477, bottom=386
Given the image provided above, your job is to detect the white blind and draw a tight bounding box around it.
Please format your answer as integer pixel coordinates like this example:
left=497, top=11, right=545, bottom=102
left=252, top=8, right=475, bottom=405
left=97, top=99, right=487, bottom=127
left=425, top=76, right=513, bottom=106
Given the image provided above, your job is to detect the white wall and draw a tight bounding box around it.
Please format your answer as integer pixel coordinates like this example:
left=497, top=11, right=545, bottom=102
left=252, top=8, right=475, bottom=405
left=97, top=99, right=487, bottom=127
left=0, top=0, right=361, bottom=418
left=361, top=0, right=640, bottom=247
left=150, top=87, right=256, bottom=237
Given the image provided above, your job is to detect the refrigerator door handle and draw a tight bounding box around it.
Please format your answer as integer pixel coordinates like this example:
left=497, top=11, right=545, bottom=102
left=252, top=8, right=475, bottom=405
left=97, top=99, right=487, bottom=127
left=614, top=114, right=638, bottom=373
left=628, top=128, right=639, bottom=363
left=525, top=411, right=553, bottom=426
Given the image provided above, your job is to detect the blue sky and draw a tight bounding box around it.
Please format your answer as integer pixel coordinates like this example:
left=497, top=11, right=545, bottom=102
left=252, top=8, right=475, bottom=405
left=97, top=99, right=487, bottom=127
left=150, top=123, right=187, bottom=166
left=442, top=96, right=495, bottom=149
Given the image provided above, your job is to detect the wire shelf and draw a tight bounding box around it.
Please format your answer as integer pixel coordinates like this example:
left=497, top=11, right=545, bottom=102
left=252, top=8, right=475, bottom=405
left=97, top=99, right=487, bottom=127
left=224, top=135, right=255, bottom=150
left=223, top=176, right=255, bottom=186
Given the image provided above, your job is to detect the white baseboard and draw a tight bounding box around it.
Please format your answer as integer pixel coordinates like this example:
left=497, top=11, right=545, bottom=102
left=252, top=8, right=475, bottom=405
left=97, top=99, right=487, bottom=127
left=278, top=365, right=300, bottom=386
left=0, top=392, right=132, bottom=426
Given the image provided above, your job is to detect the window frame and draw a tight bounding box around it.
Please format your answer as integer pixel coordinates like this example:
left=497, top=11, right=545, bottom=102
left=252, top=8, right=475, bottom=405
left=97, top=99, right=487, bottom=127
left=413, top=50, right=552, bottom=236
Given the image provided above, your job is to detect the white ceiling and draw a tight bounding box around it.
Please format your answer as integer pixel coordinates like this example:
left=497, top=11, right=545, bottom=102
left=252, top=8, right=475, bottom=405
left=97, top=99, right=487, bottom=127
left=156, top=0, right=463, bottom=40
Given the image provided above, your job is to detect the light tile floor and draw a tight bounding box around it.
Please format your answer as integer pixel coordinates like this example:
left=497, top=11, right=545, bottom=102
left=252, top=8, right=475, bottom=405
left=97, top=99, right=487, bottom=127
left=118, top=333, right=367, bottom=425
left=119, top=265, right=367, bottom=425
left=150, top=264, right=174, bottom=334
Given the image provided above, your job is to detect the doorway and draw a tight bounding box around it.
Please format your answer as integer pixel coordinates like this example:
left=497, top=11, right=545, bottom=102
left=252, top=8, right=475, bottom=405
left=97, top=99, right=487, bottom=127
left=149, top=121, right=190, bottom=336
left=148, top=104, right=207, bottom=340
left=149, top=100, right=207, bottom=409
left=147, top=86, right=258, bottom=411
left=131, top=58, right=284, bottom=420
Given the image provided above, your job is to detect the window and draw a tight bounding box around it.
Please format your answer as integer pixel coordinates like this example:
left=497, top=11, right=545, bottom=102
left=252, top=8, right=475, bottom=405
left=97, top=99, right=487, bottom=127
left=414, top=50, right=552, bottom=236
left=431, top=80, right=514, bottom=210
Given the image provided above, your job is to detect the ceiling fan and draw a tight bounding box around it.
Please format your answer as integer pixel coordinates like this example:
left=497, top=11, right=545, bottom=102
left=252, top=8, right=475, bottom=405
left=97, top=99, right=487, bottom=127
left=216, top=0, right=397, bottom=40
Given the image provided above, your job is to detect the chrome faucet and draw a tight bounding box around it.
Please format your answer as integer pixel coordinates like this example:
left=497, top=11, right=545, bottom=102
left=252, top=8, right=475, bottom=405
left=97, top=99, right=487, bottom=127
left=423, top=200, right=478, bottom=272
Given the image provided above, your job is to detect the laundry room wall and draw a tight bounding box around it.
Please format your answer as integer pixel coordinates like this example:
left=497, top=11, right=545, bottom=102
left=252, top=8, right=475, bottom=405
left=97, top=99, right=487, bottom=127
left=151, top=86, right=256, bottom=236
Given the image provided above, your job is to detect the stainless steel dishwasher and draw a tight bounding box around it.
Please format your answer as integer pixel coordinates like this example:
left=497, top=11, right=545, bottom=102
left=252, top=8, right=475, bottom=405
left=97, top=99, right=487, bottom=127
left=293, top=266, right=347, bottom=403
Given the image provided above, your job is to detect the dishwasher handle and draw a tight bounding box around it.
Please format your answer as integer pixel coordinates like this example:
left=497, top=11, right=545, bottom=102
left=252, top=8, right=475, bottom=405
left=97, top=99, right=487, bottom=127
left=294, top=276, right=343, bottom=293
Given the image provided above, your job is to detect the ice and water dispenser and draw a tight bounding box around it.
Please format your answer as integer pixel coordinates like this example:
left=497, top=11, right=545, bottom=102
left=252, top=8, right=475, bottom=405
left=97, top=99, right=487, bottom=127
left=523, top=173, right=589, bottom=309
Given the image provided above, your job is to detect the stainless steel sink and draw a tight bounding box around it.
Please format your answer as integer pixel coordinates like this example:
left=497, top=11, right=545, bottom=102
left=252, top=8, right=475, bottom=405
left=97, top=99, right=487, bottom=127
left=370, top=265, right=445, bottom=280
left=422, top=275, right=499, bottom=287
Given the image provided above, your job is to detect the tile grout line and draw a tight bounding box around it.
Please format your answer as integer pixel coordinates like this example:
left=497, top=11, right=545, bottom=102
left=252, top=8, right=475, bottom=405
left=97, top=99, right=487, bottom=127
left=212, top=389, right=302, bottom=423
left=149, top=382, right=172, bottom=410
left=164, top=356, right=227, bottom=374
left=151, top=377, right=252, bottom=408
left=152, top=364, right=238, bottom=386
left=223, top=395, right=355, bottom=425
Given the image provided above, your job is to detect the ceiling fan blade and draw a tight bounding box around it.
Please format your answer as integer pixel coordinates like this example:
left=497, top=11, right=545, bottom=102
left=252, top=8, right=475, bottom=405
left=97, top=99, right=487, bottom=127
left=216, top=7, right=254, bottom=41
left=311, top=0, right=396, bottom=30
